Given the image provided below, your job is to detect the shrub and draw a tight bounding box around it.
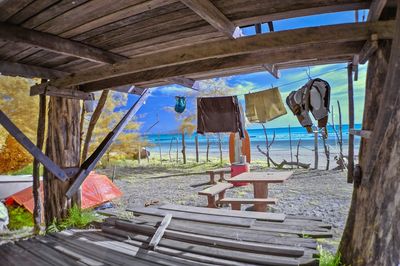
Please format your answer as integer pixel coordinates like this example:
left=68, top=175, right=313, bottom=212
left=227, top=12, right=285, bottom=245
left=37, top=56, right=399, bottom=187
left=7, top=206, right=34, bottom=230
left=318, top=245, right=342, bottom=266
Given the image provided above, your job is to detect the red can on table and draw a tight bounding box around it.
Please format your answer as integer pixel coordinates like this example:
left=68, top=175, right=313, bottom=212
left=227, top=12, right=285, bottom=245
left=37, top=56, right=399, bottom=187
left=230, top=163, right=250, bottom=186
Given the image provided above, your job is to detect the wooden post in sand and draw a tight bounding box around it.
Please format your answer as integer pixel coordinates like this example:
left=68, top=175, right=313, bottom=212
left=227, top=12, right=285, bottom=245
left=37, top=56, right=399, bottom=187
left=288, top=125, right=293, bottom=168
left=314, top=131, right=318, bottom=169
left=347, top=63, right=355, bottom=183
left=195, top=135, right=199, bottom=163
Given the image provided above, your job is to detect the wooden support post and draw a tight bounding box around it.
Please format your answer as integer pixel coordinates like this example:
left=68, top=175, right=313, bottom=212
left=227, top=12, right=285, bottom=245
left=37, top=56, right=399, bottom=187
left=32, top=91, right=46, bottom=234
left=148, top=214, right=172, bottom=250
left=288, top=125, right=293, bottom=168
left=66, top=89, right=150, bottom=198
left=44, top=95, right=81, bottom=225
left=0, top=110, right=68, bottom=181
left=314, top=131, right=319, bottom=170
left=352, top=55, right=359, bottom=81
left=347, top=63, right=355, bottom=183
left=195, top=135, right=199, bottom=163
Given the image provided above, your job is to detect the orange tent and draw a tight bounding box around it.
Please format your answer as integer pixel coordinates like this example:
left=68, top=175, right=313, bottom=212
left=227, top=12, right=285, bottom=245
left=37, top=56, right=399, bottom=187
left=7, top=172, right=122, bottom=213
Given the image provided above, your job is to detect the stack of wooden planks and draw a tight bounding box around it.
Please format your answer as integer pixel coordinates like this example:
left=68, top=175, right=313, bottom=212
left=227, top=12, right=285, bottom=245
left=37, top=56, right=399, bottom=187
left=0, top=204, right=332, bottom=266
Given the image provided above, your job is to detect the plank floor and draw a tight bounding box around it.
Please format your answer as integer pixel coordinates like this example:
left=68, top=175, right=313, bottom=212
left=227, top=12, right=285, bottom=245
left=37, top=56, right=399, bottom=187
left=0, top=205, right=332, bottom=266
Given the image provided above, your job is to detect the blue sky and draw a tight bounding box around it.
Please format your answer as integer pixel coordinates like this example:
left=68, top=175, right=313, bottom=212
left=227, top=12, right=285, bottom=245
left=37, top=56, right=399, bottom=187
left=129, top=10, right=368, bottom=134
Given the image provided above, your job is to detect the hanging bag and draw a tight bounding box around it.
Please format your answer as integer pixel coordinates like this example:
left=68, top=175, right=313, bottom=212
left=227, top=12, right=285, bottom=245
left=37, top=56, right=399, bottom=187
left=174, top=96, right=186, bottom=113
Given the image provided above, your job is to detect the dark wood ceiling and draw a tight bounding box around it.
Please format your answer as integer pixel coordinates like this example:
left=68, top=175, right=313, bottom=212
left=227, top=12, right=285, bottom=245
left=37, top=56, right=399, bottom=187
left=0, top=0, right=393, bottom=94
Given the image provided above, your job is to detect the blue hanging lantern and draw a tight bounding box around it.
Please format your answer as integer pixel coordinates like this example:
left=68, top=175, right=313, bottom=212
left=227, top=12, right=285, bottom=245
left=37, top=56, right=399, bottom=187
left=175, top=96, right=186, bottom=113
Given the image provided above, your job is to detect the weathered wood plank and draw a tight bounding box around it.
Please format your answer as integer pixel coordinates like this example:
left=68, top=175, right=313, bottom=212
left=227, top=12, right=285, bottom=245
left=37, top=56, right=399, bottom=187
left=66, top=89, right=150, bottom=198
left=103, top=225, right=302, bottom=266
left=0, top=60, right=67, bottom=79
left=0, top=22, right=126, bottom=63
left=114, top=220, right=305, bottom=257
left=148, top=214, right=173, bottom=250
left=0, top=110, right=68, bottom=181
left=107, top=215, right=319, bottom=249
left=0, top=0, right=33, bottom=21
left=30, top=85, right=94, bottom=100
left=159, top=203, right=285, bottom=221
left=36, top=21, right=394, bottom=89
left=127, top=207, right=255, bottom=227
left=180, top=0, right=242, bottom=38
left=80, top=41, right=364, bottom=90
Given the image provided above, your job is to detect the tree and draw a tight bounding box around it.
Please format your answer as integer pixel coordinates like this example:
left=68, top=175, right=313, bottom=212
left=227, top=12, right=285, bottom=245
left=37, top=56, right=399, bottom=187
left=0, top=76, right=40, bottom=172
left=178, top=115, right=196, bottom=164
left=85, top=91, right=144, bottom=163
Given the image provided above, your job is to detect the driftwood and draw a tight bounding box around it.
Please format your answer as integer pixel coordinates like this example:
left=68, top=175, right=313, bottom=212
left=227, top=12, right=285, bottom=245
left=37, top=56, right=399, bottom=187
left=256, top=145, right=310, bottom=169
left=259, top=124, right=275, bottom=167
left=288, top=125, right=293, bottom=168
left=295, top=139, right=302, bottom=169
left=321, top=135, right=330, bottom=170
left=331, top=101, right=346, bottom=170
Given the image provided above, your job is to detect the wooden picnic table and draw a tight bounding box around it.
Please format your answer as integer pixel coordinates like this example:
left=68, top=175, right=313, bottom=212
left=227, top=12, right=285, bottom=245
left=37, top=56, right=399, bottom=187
left=227, top=171, right=293, bottom=212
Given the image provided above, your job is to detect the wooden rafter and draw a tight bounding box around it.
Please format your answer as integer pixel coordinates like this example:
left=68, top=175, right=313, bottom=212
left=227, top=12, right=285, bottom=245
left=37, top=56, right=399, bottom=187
left=180, top=0, right=242, bottom=39
left=0, top=22, right=126, bottom=64
left=79, top=41, right=363, bottom=90
left=367, top=0, right=388, bottom=21
left=31, top=21, right=395, bottom=92
left=0, top=60, right=67, bottom=79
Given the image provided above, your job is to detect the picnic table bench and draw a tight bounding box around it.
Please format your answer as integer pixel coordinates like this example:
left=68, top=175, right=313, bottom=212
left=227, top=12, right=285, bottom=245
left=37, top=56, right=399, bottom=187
left=226, top=171, right=293, bottom=212
left=205, top=168, right=231, bottom=184
left=198, top=182, right=233, bottom=208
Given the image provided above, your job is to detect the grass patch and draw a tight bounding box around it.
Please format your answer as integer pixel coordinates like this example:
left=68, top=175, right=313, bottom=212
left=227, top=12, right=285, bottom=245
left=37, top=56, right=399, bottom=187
left=317, top=245, right=342, bottom=266
left=7, top=205, right=34, bottom=230
left=47, top=205, right=100, bottom=233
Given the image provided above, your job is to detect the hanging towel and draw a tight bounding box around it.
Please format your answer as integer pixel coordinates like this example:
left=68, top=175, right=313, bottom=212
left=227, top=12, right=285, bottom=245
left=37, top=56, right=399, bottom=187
left=245, top=87, right=287, bottom=123
left=197, top=96, right=244, bottom=138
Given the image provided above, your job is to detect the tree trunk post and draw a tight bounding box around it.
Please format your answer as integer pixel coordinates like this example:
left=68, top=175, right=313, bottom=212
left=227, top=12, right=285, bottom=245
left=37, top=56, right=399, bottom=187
left=347, top=63, right=355, bottom=183
left=339, top=6, right=399, bottom=263
left=195, top=135, right=199, bottom=163
left=44, top=95, right=81, bottom=226
left=33, top=93, right=46, bottom=233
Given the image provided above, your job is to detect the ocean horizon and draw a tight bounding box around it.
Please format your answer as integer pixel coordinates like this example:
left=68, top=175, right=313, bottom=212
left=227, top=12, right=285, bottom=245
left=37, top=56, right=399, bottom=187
left=142, top=124, right=361, bottom=167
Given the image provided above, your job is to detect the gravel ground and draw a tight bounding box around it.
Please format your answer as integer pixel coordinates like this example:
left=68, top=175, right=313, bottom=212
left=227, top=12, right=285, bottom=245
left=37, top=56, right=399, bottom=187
left=105, top=166, right=352, bottom=253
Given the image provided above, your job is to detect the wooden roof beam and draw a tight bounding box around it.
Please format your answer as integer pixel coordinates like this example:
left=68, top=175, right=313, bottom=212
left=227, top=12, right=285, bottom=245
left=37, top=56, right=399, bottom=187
left=0, top=22, right=126, bottom=64
left=180, top=0, right=243, bottom=39
left=79, top=41, right=364, bottom=91
left=0, top=60, right=67, bottom=79
left=34, top=21, right=394, bottom=91
left=368, top=0, right=387, bottom=21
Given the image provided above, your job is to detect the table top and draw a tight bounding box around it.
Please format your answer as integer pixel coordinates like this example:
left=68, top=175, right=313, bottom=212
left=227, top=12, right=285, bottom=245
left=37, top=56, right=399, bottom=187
left=227, top=171, right=293, bottom=183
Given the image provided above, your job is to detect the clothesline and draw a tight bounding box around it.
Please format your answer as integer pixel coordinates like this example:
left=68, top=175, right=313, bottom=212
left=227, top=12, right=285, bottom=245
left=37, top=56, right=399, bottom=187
left=151, top=66, right=347, bottom=98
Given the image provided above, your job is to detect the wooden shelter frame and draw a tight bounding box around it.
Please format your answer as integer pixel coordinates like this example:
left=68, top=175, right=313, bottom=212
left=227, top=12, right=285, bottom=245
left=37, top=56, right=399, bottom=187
left=0, top=0, right=398, bottom=264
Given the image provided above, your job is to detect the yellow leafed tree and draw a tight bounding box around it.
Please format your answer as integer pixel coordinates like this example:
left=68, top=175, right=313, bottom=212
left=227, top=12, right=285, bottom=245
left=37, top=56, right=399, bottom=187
left=86, top=91, right=145, bottom=162
left=0, top=76, right=40, bottom=173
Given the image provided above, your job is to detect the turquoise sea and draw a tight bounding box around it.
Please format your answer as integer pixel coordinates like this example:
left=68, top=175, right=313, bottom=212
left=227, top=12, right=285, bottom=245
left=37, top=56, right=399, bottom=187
left=143, top=124, right=361, bottom=166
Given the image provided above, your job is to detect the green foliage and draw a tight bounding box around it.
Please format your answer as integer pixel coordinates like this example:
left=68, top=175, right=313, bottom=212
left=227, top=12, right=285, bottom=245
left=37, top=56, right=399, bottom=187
left=7, top=206, right=34, bottom=230
left=317, top=246, right=342, bottom=266
left=46, top=205, right=99, bottom=233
